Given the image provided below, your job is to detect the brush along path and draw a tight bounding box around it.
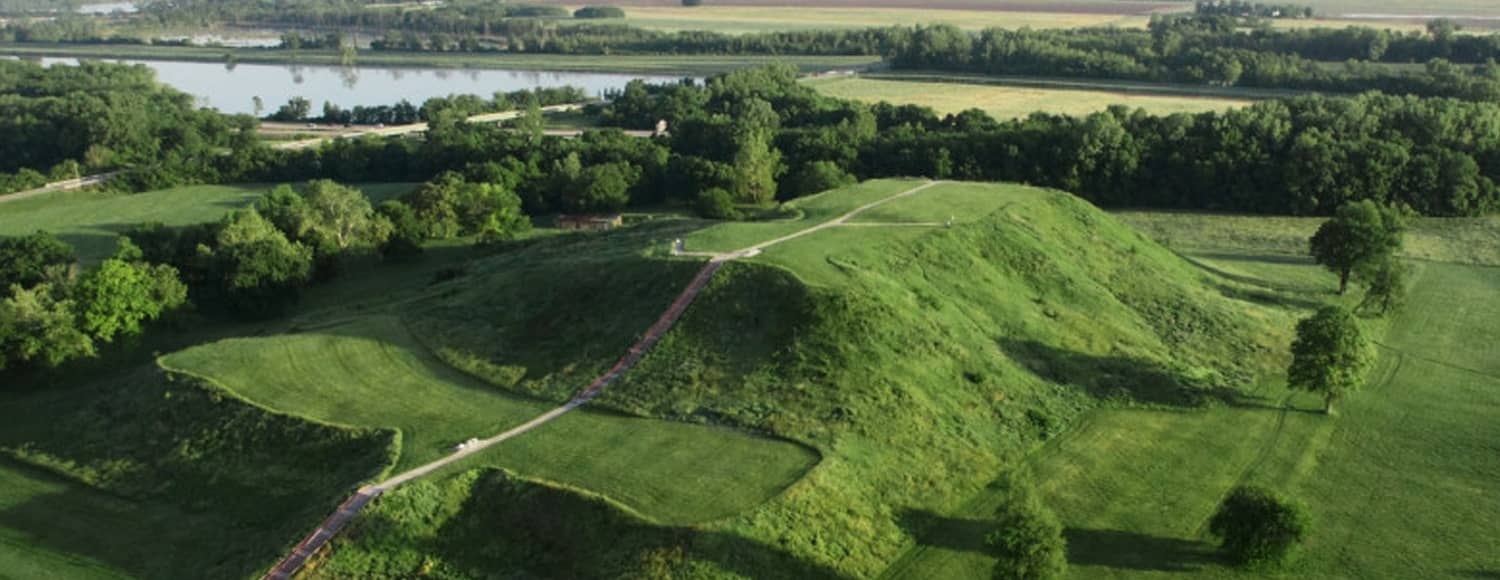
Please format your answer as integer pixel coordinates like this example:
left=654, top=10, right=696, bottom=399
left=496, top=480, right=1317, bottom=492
left=264, top=180, right=943, bottom=579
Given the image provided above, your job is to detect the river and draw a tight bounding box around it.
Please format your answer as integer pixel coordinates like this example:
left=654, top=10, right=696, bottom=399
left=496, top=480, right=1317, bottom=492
left=32, top=57, right=684, bottom=115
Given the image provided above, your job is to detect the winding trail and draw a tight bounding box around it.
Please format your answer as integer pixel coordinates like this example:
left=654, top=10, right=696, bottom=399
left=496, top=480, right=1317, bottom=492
left=262, top=180, right=942, bottom=579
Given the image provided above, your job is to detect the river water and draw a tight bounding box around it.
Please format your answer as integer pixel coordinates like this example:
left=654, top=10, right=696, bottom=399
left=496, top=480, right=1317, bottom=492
left=32, top=57, right=684, bottom=115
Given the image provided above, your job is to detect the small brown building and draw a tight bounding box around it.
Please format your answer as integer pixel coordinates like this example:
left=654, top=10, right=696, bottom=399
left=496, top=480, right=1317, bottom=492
left=555, top=214, right=624, bottom=231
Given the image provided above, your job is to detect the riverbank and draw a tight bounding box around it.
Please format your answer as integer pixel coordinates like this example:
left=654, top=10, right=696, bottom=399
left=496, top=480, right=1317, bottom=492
left=0, top=43, right=882, bottom=75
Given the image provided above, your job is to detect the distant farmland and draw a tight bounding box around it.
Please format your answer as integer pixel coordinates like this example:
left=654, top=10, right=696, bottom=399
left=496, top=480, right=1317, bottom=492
left=807, top=76, right=1252, bottom=120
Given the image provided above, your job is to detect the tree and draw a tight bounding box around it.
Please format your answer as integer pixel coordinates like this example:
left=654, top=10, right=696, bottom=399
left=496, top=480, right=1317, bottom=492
left=0, top=231, right=75, bottom=290
left=72, top=241, right=187, bottom=343
left=1308, top=200, right=1405, bottom=294
left=376, top=200, right=426, bottom=259
left=986, top=474, right=1067, bottom=580
left=564, top=162, right=639, bottom=214
left=0, top=283, right=94, bottom=371
left=210, top=210, right=314, bottom=319
left=271, top=97, right=313, bottom=122
left=681, top=0, right=703, bottom=5
left=1208, top=485, right=1311, bottom=569
left=695, top=187, right=738, bottom=220
left=1357, top=256, right=1408, bottom=316
left=1288, top=306, right=1373, bottom=414
left=782, top=160, right=856, bottom=200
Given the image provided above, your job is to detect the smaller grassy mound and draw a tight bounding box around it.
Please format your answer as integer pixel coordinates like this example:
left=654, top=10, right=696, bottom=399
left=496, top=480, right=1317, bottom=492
left=0, top=367, right=395, bottom=579
left=164, top=315, right=818, bottom=525
left=0, top=183, right=416, bottom=263
left=312, top=468, right=847, bottom=579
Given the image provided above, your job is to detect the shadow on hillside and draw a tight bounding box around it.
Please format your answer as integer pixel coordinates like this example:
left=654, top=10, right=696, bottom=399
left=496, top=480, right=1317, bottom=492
left=1457, top=571, right=1500, bottom=579
left=999, top=339, right=1242, bottom=408
left=1064, top=528, right=1217, bottom=572
left=896, top=508, right=994, bottom=554
left=417, top=471, right=852, bottom=579
left=1177, top=253, right=1329, bottom=310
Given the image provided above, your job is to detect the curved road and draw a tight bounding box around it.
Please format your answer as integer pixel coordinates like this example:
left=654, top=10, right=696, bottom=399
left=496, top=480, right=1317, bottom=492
left=262, top=180, right=943, bottom=579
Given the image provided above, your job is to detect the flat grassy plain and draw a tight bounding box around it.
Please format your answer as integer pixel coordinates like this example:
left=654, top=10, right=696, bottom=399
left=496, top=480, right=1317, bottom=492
left=809, top=76, right=1251, bottom=119
left=0, top=43, right=881, bottom=75
left=884, top=211, right=1500, bottom=578
left=0, top=183, right=415, bottom=263
left=163, top=315, right=817, bottom=525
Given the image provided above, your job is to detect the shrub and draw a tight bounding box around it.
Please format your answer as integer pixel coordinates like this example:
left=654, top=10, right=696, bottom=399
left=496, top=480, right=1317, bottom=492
left=1208, top=485, right=1311, bottom=569
left=781, top=160, right=856, bottom=200
left=682, top=0, right=703, bottom=5
left=574, top=6, right=626, bottom=18
left=987, top=474, right=1068, bottom=580
left=695, top=188, right=738, bottom=220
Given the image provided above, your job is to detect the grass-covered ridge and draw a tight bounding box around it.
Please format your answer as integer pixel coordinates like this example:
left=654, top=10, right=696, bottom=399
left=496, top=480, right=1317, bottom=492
left=381, top=180, right=1290, bottom=577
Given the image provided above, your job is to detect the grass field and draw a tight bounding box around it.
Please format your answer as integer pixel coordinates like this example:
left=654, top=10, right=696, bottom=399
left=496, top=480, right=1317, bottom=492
left=809, top=76, right=1251, bottom=120
left=0, top=43, right=881, bottom=75
left=163, top=315, right=818, bottom=525
left=0, top=183, right=416, bottom=264
left=883, top=210, right=1500, bottom=578
left=681, top=178, right=923, bottom=253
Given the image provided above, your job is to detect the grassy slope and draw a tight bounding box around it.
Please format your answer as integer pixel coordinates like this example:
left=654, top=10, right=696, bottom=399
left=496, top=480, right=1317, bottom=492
left=807, top=76, right=1251, bottom=120
left=682, top=178, right=922, bottom=253
left=0, top=44, right=880, bottom=75
left=162, top=315, right=817, bottom=525
left=892, top=211, right=1500, bottom=578
left=390, top=180, right=1287, bottom=577
left=0, top=369, right=395, bottom=579
left=0, top=183, right=416, bottom=264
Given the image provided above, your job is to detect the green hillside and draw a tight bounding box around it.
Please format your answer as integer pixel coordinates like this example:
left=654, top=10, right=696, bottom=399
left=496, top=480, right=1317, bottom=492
left=325, top=180, right=1290, bottom=577
left=0, top=368, right=395, bottom=579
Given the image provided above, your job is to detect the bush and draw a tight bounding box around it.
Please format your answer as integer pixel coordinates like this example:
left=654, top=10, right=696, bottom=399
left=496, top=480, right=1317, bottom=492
left=781, top=160, right=856, bottom=200
left=574, top=6, right=626, bottom=18
left=377, top=200, right=426, bottom=259
left=1208, top=485, right=1311, bottom=569
left=986, top=474, right=1068, bottom=580
left=682, top=0, right=703, bottom=5
left=695, top=188, right=738, bottom=220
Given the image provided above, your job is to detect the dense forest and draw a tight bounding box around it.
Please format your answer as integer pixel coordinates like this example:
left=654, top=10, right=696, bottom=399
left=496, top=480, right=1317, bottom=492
left=0, top=59, right=248, bottom=193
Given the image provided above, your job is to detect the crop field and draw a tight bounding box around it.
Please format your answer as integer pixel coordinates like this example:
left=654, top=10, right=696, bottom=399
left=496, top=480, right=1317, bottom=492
left=589, top=6, right=1153, bottom=34
left=163, top=316, right=818, bottom=524
left=809, top=76, right=1251, bottom=120
left=0, top=183, right=416, bottom=264
left=884, top=211, right=1500, bottom=578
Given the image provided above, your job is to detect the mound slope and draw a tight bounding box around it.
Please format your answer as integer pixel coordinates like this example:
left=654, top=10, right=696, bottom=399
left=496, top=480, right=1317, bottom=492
left=370, top=181, right=1288, bottom=577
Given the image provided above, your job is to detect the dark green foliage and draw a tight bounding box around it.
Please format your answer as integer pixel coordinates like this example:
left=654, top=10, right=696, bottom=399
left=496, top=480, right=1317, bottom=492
left=0, top=366, right=395, bottom=578
left=257, top=180, right=392, bottom=277
left=695, top=187, right=738, bottom=220
left=782, top=160, right=857, bottom=199
left=0, top=283, right=93, bottom=371
left=209, top=210, right=314, bottom=319
left=1309, top=201, right=1406, bottom=294
left=376, top=200, right=426, bottom=259
left=1288, top=306, right=1373, bottom=414
left=0, top=230, right=74, bottom=289
left=1357, top=256, right=1409, bottom=316
left=402, top=172, right=531, bottom=240
left=1208, top=485, right=1311, bottom=569
left=986, top=474, right=1068, bottom=580
left=573, top=5, right=625, bottom=18
left=682, top=0, right=703, bottom=5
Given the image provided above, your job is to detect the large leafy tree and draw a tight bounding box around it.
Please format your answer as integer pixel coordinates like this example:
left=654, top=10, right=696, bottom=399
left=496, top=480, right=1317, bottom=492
left=0, top=231, right=75, bottom=290
left=1288, top=306, right=1373, bottom=414
left=210, top=210, right=313, bottom=319
left=1208, top=485, right=1311, bottom=569
left=72, top=241, right=188, bottom=343
left=0, top=283, right=94, bottom=371
left=1309, top=200, right=1406, bottom=294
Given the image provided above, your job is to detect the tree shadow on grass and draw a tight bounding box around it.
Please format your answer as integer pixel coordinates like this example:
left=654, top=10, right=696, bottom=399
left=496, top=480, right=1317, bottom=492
left=1456, top=571, right=1500, bottom=579
left=999, top=339, right=1243, bottom=408
left=896, top=508, right=994, bottom=554
left=1064, top=528, right=1218, bottom=572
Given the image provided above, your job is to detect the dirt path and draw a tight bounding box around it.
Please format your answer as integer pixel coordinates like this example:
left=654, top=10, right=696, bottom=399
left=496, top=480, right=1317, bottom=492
left=263, top=180, right=942, bottom=579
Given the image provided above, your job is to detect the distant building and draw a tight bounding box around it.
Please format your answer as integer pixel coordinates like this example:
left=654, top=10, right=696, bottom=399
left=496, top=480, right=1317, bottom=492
left=555, top=214, right=624, bottom=231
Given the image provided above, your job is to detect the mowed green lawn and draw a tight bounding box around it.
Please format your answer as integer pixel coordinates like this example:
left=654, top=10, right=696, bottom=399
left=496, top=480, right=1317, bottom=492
left=882, top=218, right=1500, bottom=578
left=0, top=183, right=416, bottom=263
left=162, top=316, right=817, bottom=525
left=808, top=77, right=1251, bottom=120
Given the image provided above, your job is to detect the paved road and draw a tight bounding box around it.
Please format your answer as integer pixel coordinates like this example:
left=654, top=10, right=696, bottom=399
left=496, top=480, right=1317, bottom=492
left=0, top=171, right=121, bottom=205
left=273, top=104, right=587, bottom=150
left=261, top=180, right=943, bottom=580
